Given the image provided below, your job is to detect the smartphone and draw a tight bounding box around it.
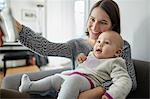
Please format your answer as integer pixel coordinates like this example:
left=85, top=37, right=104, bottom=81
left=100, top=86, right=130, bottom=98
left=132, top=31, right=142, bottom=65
left=0, top=0, right=17, bottom=42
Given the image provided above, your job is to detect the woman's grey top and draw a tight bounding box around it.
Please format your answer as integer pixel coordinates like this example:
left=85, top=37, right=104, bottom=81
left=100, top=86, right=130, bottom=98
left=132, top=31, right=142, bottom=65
left=18, top=26, right=137, bottom=90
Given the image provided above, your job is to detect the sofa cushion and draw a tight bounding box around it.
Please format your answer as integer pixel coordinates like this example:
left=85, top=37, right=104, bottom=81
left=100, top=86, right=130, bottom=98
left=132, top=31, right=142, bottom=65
left=127, top=59, right=150, bottom=98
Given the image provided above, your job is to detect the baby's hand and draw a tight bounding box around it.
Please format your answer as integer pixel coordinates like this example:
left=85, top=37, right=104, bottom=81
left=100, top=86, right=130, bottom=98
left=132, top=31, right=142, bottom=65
left=101, top=95, right=109, bottom=99
left=77, top=53, right=87, bottom=63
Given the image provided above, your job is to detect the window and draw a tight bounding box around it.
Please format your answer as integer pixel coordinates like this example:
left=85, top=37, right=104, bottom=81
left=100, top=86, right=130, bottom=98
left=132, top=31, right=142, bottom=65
left=0, top=0, right=5, bottom=11
left=46, top=0, right=89, bottom=42
left=74, top=0, right=85, bottom=38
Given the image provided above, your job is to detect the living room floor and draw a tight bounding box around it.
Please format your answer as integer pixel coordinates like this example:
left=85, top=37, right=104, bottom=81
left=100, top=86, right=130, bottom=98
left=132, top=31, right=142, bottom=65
left=0, top=71, right=4, bottom=87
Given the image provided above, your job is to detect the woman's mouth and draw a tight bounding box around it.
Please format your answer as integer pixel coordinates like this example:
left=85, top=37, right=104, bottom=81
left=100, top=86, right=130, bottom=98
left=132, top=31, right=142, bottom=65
left=92, top=31, right=100, bottom=34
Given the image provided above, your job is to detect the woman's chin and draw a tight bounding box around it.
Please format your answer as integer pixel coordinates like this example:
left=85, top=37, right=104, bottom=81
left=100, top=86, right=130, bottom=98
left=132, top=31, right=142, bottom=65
left=90, top=36, right=98, bottom=40
left=89, top=33, right=99, bottom=39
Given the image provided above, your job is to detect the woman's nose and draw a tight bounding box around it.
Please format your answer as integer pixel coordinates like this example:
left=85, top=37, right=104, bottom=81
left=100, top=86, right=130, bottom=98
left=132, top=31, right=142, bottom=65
left=92, top=21, right=100, bottom=33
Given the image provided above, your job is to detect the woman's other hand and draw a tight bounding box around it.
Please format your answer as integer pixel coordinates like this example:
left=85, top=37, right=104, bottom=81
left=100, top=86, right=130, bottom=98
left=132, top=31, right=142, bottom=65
left=101, top=95, right=109, bottom=99
left=78, top=87, right=105, bottom=99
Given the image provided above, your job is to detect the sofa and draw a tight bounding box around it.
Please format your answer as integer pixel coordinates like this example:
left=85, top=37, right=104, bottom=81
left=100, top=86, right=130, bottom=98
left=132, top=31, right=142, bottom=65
left=1, top=59, right=150, bottom=99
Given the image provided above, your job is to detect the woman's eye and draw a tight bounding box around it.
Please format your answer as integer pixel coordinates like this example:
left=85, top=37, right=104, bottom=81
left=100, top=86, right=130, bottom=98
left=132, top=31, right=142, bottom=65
left=90, top=17, right=95, bottom=22
left=100, top=21, right=107, bottom=25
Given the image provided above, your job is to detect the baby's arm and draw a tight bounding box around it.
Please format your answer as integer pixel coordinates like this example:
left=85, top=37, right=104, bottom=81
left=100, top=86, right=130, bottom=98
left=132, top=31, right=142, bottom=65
left=76, top=53, right=87, bottom=63
left=105, top=59, right=132, bottom=99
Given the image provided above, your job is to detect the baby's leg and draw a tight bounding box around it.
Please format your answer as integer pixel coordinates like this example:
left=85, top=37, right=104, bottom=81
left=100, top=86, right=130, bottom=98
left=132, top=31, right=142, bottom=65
left=57, top=74, right=91, bottom=99
left=19, top=74, right=63, bottom=93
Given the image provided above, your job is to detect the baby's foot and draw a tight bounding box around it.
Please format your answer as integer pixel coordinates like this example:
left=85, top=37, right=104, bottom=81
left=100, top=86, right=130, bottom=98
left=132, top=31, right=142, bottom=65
left=19, top=74, right=31, bottom=92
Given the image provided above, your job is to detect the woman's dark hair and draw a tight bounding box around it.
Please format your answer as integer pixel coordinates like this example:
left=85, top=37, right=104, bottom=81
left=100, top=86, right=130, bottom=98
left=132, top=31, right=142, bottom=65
left=86, top=0, right=120, bottom=36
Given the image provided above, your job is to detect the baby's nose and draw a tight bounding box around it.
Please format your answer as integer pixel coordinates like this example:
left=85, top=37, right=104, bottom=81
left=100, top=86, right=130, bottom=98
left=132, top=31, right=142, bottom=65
left=99, top=43, right=104, bottom=47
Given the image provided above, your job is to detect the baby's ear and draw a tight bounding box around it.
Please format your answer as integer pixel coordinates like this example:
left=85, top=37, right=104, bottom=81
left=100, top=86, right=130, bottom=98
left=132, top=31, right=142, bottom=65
left=115, top=48, right=122, bottom=57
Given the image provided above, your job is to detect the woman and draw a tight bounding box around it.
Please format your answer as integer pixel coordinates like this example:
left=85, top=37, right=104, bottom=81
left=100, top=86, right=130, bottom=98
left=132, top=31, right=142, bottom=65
left=0, top=0, right=136, bottom=99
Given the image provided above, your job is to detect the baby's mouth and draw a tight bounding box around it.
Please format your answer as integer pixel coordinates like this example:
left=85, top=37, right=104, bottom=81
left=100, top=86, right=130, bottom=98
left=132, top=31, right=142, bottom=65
left=96, top=49, right=102, bottom=53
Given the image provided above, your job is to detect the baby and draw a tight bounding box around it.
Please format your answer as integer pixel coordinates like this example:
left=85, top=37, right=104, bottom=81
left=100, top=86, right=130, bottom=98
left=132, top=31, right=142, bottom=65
left=19, top=31, right=132, bottom=99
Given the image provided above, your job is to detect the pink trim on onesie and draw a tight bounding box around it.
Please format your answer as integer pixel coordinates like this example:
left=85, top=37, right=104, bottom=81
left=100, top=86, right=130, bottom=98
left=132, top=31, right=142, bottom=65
left=64, top=72, right=94, bottom=89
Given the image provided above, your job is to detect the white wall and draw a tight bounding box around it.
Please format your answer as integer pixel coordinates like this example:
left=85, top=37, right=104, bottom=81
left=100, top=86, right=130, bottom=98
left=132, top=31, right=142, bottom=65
left=116, top=0, right=150, bottom=62
left=90, top=0, right=150, bottom=62
left=148, top=0, right=150, bottom=61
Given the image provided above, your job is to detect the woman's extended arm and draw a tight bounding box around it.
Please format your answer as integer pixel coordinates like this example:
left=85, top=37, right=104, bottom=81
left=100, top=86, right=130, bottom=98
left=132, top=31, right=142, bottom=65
left=17, top=25, right=73, bottom=58
left=78, top=87, right=105, bottom=99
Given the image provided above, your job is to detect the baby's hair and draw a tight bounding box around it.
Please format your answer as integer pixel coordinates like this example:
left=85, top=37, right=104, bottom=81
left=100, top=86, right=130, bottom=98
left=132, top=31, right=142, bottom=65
left=101, top=30, right=124, bottom=49
left=112, top=31, right=124, bottom=49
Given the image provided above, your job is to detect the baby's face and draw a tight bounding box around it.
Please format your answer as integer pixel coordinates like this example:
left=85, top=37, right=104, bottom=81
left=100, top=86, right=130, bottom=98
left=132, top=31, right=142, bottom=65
left=93, top=31, right=123, bottom=59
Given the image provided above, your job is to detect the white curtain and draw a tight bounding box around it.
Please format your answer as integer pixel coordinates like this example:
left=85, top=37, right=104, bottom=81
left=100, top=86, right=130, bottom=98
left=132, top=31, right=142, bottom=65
left=46, top=0, right=75, bottom=43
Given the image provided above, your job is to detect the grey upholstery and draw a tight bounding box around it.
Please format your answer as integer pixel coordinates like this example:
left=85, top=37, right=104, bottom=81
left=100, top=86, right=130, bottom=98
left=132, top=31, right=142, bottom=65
left=127, top=59, right=150, bottom=99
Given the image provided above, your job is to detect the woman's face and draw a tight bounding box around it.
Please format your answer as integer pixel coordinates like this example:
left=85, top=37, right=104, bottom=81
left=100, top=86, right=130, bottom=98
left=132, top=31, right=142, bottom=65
left=87, top=7, right=112, bottom=40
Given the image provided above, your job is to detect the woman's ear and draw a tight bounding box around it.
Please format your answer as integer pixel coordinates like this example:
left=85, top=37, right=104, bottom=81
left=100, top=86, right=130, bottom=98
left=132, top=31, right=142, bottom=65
left=115, top=48, right=122, bottom=57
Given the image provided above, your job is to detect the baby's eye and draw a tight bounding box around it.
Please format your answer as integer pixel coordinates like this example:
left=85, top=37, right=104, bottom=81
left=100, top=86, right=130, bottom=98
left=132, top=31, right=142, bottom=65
left=97, top=40, right=101, bottom=43
left=105, top=41, right=110, bottom=44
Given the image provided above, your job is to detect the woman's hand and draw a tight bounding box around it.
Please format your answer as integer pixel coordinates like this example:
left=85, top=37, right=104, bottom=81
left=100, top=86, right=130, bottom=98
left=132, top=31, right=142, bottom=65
left=14, top=19, right=23, bottom=33
left=78, top=87, right=105, bottom=99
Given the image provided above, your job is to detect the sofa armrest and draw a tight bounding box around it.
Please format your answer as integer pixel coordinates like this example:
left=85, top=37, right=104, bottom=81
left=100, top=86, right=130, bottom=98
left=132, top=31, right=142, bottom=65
left=127, top=59, right=150, bottom=98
